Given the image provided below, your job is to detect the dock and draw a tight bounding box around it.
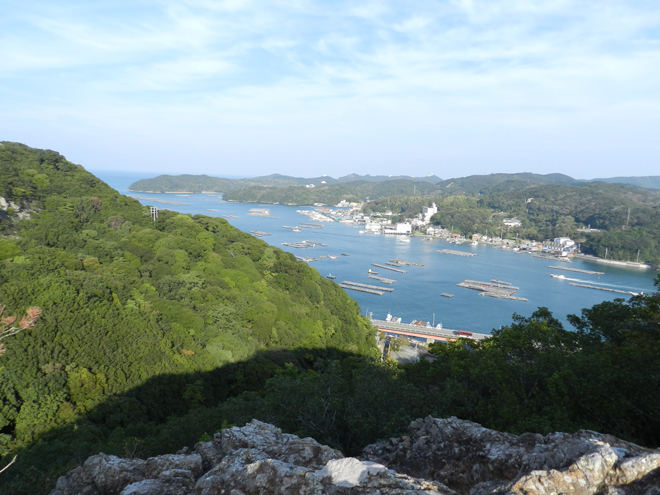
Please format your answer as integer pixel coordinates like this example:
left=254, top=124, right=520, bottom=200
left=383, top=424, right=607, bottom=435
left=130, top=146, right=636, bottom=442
left=299, top=223, right=324, bottom=229
left=219, top=215, right=237, bottom=219
left=339, top=284, right=384, bottom=295
left=372, top=263, right=407, bottom=273
left=391, top=259, right=424, bottom=267
left=569, top=283, right=638, bottom=296
left=342, top=281, right=394, bottom=292
left=490, top=280, right=511, bottom=285
left=372, top=319, right=489, bottom=342
left=368, top=275, right=396, bottom=284
left=549, top=266, right=605, bottom=275
left=385, top=262, right=405, bottom=267
left=437, top=249, right=477, bottom=257
left=250, top=231, right=272, bottom=237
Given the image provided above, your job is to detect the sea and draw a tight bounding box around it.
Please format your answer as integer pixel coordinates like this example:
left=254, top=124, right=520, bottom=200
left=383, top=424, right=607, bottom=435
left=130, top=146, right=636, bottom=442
left=92, top=169, right=659, bottom=334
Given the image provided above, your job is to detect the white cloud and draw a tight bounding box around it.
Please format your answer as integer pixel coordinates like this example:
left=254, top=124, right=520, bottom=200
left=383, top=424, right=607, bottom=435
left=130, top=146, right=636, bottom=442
left=2, top=0, right=660, bottom=176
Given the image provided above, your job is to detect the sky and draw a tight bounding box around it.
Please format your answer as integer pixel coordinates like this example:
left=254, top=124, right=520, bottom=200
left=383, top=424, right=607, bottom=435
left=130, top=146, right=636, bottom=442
left=1, top=0, right=659, bottom=180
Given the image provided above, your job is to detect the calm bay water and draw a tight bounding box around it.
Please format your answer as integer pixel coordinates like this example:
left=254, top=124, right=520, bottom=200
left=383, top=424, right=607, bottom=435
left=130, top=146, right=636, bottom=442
left=94, top=169, right=659, bottom=334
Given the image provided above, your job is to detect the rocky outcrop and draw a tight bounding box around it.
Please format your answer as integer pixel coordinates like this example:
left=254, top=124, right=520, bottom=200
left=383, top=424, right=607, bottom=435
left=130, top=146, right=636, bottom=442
left=361, top=416, right=660, bottom=495
left=50, top=417, right=660, bottom=495
left=51, top=420, right=456, bottom=495
left=0, top=196, right=32, bottom=221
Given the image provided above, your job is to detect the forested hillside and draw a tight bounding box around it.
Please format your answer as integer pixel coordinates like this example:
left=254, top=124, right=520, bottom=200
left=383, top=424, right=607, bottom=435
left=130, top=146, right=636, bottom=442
left=223, top=180, right=441, bottom=204
left=128, top=173, right=442, bottom=194
left=0, top=142, right=375, bottom=493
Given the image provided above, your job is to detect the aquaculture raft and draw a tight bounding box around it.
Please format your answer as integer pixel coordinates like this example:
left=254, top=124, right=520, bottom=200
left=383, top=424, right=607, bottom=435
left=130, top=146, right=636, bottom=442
left=457, top=280, right=527, bottom=302
left=437, top=249, right=477, bottom=257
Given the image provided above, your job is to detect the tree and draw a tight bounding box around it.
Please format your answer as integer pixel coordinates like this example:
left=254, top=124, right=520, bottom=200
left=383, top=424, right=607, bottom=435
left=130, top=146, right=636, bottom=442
left=0, top=305, right=41, bottom=356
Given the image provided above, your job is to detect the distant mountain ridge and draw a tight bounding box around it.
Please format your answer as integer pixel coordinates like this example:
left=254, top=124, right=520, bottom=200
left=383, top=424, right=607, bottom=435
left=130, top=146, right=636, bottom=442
left=129, top=171, right=660, bottom=195
left=128, top=173, right=441, bottom=193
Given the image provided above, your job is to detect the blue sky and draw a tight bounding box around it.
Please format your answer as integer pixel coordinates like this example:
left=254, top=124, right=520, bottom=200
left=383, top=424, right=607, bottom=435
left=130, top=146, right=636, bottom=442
left=2, top=0, right=659, bottom=179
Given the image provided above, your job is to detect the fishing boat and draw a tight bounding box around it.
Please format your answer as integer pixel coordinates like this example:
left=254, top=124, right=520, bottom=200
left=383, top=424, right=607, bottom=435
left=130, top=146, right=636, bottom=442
left=550, top=274, right=566, bottom=279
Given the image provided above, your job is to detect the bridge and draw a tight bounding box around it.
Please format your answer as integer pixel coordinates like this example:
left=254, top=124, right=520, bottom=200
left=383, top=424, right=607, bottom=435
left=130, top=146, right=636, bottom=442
left=371, top=319, right=490, bottom=342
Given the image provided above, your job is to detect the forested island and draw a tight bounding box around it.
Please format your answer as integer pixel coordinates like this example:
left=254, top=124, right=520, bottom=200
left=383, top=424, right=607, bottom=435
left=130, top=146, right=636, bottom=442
left=1, top=142, right=660, bottom=494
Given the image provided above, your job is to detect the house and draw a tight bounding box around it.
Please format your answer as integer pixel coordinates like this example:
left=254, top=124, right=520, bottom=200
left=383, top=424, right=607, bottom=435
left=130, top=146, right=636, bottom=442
left=503, top=218, right=522, bottom=227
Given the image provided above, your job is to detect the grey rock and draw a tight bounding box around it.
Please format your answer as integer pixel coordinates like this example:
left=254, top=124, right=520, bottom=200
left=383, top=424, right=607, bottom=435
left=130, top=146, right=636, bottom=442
left=362, top=416, right=660, bottom=495
left=217, top=419, right=344, bottom=469
left=50, top=418, right=660, bottom=495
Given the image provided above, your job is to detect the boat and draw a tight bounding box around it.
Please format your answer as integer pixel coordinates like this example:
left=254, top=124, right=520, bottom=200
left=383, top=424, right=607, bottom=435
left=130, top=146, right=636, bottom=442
left=341, top=253, right=350, bottom=256
left=358, top=230, right=365, bottom=234
left=368, top=269, right=378, bottom=274
left=550, top=274, right=566, bottom=279
left=471, top=241, right=478, bottom=246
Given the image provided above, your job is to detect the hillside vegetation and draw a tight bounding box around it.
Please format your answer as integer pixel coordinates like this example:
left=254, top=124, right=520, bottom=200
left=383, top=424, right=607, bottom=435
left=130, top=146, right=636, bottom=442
left=0, top=142, right=375, bottom=493
left=128, top=173, right=441, bottom=194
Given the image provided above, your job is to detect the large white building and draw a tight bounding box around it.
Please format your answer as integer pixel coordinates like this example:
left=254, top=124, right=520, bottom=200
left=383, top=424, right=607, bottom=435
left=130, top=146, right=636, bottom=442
left=422, top=203, right=438, bottom=223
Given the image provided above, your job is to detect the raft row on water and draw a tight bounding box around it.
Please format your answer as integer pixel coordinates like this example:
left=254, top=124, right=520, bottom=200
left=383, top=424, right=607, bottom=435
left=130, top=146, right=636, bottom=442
left=250, top=231, right=272, bottom=237
left=338, top=284, right=384, bottom=296
left=457, top=280, right=527, bottom=302
left=371, top=263, right=407, bottom=273
left=368, top=275, right=396, bottom=284
left=391, top=259, right=424, bottom=267
left=569, top=283, right=637, bottom=295
left=549, top=266, right=605, bottom=275
left=342, top=281, right=394, bottom=292
left=437, top=249, right=477, bottom=257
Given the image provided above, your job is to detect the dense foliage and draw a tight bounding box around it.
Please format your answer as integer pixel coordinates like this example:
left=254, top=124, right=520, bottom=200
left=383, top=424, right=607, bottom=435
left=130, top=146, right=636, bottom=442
left=223, top=180, right=441, bottom=205
left=0, top=142, right=376, bottom=493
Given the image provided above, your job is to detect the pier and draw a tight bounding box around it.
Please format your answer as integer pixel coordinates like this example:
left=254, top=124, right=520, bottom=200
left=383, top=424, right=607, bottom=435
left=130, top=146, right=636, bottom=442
left=369, top=275, right=396, bottom=284
left=372, top=319, right=489, bottom=342
left=437, top=249, right=477, bottom=257
left=569, top=283, right=638, bottom=296
left=342, top=281, right=394, bottom=292
left=549, top=266, right=605, bottom=275
left=372, top=263, right=407, bottom=273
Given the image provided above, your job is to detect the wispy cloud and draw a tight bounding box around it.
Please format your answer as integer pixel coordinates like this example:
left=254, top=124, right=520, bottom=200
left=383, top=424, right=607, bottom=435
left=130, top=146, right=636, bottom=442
left=1, top=0, right=659, bottom=176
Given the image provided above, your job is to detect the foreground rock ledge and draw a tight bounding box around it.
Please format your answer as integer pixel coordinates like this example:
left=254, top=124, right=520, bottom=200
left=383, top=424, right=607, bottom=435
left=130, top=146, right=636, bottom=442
left=51, top=418, right=660, bottom=495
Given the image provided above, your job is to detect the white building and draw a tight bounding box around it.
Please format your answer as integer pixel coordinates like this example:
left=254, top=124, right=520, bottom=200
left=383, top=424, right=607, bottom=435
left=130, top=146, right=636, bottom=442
left=383, top=223, right=412, bottom=235
left=422, top=203, right=438, bottom=223
left=503, top=218, right=522, bottom=227
left=553, top=237, right=575, bottom=246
